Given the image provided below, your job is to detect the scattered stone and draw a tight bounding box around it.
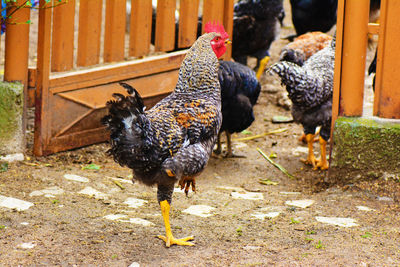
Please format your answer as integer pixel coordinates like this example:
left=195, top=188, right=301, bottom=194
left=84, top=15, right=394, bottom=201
left=272, top=115, right=293, bottom=123
left=29, top=186, right=64, bottom=198
left=129, top=262, right=140, bottom=267
left=315, top=216, right=358, bottom=227
left=104, top=214, right=128, bottom=221
left=280, top=191, right=301, bottom=195
left=251, top=211, right=280, bottom=220
left=292, top=146, right=309, bottom=156
left=217, top=186, right=245, bottom=192
left=64, top=174, right=89, bottom=183
left=111, top=177, right=133, bottom=184
left=78, top=186, right=108, bottom=199
left=18, top=242, right=36, bottom=249
left=285, top=199, right=314, bottom=208
left=20, top=222, right=29, bottom=226
left=377, top=196, right=393, bottom=202
left=233, top=142, right=248, bottom=149
left=183, top=205, right=216, bottom=217
left=125, top=218, right=154, bottom=227
left=174, top=187, right=186, bottom=193
left=0, top=195, right=34, bottom=211
left=356, top=206, right=375, bottom=211
left=0, top=153, right=24, bottom=162
left=123, top=197, right=148, bottom=208
left=231, top=191, right=264, bottom=200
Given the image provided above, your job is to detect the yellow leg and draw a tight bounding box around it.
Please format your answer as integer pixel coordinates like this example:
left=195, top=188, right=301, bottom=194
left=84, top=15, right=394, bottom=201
left=256, top=56, right=270, bottom=80
left=157, top=200, right=194, bottom=247
left=301, top=134, right=317, bottom=167
left=315, top=137, right=329, bottom=170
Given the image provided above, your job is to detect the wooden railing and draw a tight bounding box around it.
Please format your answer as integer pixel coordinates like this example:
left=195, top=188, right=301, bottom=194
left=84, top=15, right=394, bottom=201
left=332, top=0, right=400, bottom=129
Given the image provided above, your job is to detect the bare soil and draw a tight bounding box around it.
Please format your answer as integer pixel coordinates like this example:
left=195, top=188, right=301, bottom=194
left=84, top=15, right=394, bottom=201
left=1, top=1, right=400, bottom=266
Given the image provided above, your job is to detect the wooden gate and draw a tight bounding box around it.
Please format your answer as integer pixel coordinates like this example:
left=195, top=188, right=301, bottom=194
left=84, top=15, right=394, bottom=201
left=33, top=0, right=233, bottom=156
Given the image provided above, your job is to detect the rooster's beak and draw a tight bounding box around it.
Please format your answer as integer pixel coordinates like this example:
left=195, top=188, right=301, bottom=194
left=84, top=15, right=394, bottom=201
left=225, top=39, right=232, bottom=45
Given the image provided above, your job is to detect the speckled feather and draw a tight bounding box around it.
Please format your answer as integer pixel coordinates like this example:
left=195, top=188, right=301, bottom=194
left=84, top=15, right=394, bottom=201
left=102, top=32, right=223, bottom=202
left=269, top=36, right=335, bottom=140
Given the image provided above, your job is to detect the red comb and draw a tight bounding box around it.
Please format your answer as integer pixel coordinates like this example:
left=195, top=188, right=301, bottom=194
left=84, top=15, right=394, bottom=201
left=204, top=21, right=229, bottom=39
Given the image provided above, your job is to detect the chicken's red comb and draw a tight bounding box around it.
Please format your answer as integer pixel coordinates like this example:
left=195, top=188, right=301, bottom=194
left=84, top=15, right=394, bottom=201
left=204, top=21, right=229, bottom=39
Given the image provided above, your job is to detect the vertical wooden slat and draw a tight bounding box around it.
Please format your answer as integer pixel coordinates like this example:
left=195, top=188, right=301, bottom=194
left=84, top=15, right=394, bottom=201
left=373, top=0, right=400, bottom=119
left=155, top=0, right=176, bottom=52
left=4, top=0, right=31, bottom=84
left=34, top=0, right=52, bottom=156
left=178, top=0, right=199, bottom=48
left=202, top=0, right=224, bottom=34
left=338, top=0, right=369, bottom=117
left=129, top=0, right=152, bottom=57
left=51, top=0, right=75, bottom=72
left=4, top=0, right=31, bottom=151
left=104, top=0, right=126, bottom=63
left=222, top=0, right=234, bottom=60
left=77, top=0, right=103, bottom=67
left=331, top=0, right=346, bottom=137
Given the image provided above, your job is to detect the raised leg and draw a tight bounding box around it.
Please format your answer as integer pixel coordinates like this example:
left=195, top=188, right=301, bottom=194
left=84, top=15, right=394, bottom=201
left=178, top=176, right=196, bottom=196
left=157, top=200, right=194, bottom=247
left=256, top=56, right=270, bottom=80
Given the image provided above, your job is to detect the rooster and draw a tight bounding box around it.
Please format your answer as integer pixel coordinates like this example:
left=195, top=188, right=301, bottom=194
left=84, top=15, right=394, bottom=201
left=269, top=35, right=336, bottom=170
left=102, top=22, right=230, bottom=247
left=214, top=60, right=261, bottom=157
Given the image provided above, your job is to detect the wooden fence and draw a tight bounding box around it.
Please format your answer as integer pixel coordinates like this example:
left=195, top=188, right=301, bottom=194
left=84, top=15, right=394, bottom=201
left=332, top=0, right=400, bottom=129
left=3, top=0, right=233, bottom=156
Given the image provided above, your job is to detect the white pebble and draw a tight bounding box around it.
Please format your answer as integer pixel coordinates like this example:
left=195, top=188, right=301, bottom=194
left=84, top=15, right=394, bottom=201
left=183, top=205, right=216, bottom=217
left=315, top=216, right=358, bottom=227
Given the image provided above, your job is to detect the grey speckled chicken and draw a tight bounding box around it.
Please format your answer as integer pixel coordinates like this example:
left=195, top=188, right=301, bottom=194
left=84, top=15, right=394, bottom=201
left=269, top=35, right=335, bottom=170
left=101, top=23, right=230, bottom=247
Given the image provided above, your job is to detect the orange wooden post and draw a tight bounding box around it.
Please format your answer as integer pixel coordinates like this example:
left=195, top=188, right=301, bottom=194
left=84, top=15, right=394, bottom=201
left=4, top=0, right=31, bottom=84
left=222, top=0, right=234, bottom=60
left=34, top=0, right=52, bottom=156
left=4, top=0, right=31, bottom=150
left=155, top=0, right=176, bottom=52
left=51, top=0, right=75, bottom=72
left=202, top=0, right=224, bottom=34
left=178, top=0, right=199, bottom=49
left=373, top=0, right=400, bottom=119
left=104, top=0, right=126, bottom=63
left=129, top=0, right=152, bottom=57
left=331, top=0, right=346, bottom=132
left=337, top=0, right=370, bottom=117
left=77, top=0, right=103, bottom=67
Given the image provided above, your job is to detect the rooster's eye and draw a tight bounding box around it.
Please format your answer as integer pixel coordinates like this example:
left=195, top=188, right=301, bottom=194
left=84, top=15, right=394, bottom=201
left=215, top=37, right=221, bottom=41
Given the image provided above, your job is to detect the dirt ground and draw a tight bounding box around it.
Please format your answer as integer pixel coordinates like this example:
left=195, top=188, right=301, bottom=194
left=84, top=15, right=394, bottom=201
left=1, top=1, right=400, bottom=266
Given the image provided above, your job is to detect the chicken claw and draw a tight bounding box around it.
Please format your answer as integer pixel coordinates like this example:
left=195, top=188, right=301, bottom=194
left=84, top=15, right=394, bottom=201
left=157, top=235, right=195, bottom=247
left=179, top=177, right=196, bottom=196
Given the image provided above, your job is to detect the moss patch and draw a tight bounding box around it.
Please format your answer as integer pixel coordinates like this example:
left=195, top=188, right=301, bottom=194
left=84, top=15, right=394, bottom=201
left=0, top=82, right=24, bottom=154
left=329, top=117, right=400, bottom=184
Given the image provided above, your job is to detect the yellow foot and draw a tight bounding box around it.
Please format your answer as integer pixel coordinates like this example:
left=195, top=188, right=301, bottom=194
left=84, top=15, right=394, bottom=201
left=313, top=158, right=329, bottom=170
left=157, top=235, right=195, bottom=247
left=300, top=155, right=317, bottom=168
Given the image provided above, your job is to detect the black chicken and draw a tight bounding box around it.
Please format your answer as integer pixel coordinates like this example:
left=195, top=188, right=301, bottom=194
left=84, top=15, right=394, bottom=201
left=214, top=60, right=261, bottom=157
left=289, top=0, right=381, bottom=37
left=232, top=0, right=285, bottom=78
left=368, top=49, right=377, bottom=91
left=289, top=0, right=338, bottom=37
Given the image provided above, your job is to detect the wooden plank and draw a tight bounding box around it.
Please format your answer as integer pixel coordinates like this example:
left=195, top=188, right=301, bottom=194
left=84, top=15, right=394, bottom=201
left=49, top=50, right=187, bottom=94
left=178, top=0, right=199, bottom=48
left=34, top=0, right=53, bottom=156
left=77, top=0, right=103, bottom=67
left=129, top=0, right=153, bottom=57
left=374, top=0, right=400, bottom=119
left=104, top=0, right=126, bottom=63
left=202, top=0, right=224, bottom=34
left=51, top=0, right=75, bottom=72
left=154, top=0, right=176, bottom=51
left=338, top=0, right=369, bottom=117
left=222, top=0, right=234, bottom=60
left=367, top=23, right=380, bottom=35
